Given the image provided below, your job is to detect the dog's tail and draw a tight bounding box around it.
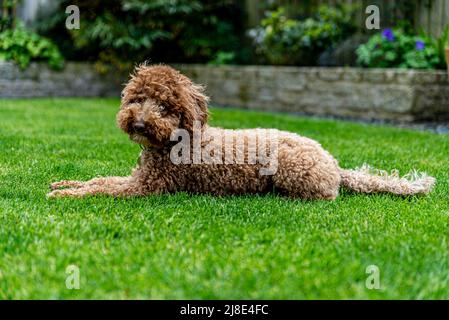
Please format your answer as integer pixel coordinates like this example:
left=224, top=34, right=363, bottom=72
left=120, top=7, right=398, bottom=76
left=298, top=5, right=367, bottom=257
left=339, top=164, right=435, bottom=195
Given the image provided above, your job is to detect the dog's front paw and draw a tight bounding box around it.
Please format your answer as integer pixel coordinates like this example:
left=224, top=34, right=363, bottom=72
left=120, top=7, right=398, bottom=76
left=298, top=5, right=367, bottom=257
left=50, top=180, right=84, bottom=190
left=47, top=189, right=64, bottom=198
left=47, top=188, right=81, bottom=198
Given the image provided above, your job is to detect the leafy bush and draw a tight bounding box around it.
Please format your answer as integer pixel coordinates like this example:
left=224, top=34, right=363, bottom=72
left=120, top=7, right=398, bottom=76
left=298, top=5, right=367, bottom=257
left=38, top=0, right=247, bottom=71
left=0, top=26, right=64, bottom=69
left=248, top=5, right=357, bottom=65
left=356, top=28, right=445, bottom=70
left=435, top=24, right=449, bottom=69
left=208, top=51, right=236, bottom=65
left=0, top=0, right=20, bottom=32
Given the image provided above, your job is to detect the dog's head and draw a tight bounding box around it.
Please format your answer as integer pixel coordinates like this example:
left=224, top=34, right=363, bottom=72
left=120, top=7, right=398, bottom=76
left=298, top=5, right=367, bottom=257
left=117, top=64, right=209, bottom=148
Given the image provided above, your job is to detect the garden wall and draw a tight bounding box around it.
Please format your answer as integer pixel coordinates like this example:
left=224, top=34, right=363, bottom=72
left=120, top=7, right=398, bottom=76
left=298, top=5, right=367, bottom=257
left=177, top=64, right=449, bottom=122
left=1, top=61, right=448, bottom=122
left=0, top=62, right=121, bottom=98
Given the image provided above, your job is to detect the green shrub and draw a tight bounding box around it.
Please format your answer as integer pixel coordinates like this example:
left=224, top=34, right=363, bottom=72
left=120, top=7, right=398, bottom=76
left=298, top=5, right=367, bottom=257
left=435, top=24, right=449, bottom=69
left=208, top=51, right=236, bottom=65
left=0, top=0, right=20, bottom=32
left=248, top=5, right=357, bottom=66
left=38, top=0, right=247, bottom=71
left=356, top=28, right=444, bottom=70
left=0, top=26, right=64, bottom=69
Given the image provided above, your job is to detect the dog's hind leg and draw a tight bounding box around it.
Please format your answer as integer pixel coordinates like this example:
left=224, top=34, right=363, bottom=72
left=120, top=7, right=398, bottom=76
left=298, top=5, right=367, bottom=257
left=272, top=145, right=341, bottom=200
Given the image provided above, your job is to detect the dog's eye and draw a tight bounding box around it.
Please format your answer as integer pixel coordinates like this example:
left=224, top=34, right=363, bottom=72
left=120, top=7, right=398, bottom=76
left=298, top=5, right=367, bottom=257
left=158, top=105, right=166, bottom=112
left=129, top=97, right=144, bottom=104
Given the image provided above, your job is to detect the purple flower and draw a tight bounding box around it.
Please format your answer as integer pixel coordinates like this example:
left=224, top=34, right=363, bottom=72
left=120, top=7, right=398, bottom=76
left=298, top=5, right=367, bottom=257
left=381, top=28, right=395, bottom=42
left=415, top=40, right=425, bottom=51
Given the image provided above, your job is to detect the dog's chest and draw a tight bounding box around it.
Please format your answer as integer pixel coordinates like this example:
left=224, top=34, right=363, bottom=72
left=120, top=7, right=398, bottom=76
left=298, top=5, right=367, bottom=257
left=139, top=150, right=272, bottom=195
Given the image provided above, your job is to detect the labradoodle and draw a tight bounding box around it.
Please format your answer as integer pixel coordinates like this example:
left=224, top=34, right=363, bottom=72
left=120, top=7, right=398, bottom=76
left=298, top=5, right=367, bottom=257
left=47, top=65, right=435, bottom=199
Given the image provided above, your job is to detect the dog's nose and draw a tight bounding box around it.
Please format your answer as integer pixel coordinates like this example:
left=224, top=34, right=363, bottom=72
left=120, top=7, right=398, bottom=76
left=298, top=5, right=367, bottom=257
left=133, top=122, right=146, bottom=133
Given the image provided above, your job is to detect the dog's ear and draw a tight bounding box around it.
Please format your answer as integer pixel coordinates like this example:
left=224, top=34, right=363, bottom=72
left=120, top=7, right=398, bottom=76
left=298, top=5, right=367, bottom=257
left=180, top=83, right=209, bottom=133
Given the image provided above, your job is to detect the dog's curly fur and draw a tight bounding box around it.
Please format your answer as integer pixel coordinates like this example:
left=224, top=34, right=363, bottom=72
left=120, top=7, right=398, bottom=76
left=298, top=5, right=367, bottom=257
left=48, top=64, right=436, bottom=199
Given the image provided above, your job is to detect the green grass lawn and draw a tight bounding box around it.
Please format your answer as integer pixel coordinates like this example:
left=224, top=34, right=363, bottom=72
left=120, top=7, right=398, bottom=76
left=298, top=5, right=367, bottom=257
left=0, top=98, right=448, bottom=299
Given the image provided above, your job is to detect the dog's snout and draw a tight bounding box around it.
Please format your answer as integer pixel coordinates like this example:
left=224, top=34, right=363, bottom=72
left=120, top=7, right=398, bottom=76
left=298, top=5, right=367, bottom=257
left=133, top=121, right=146, bottom=133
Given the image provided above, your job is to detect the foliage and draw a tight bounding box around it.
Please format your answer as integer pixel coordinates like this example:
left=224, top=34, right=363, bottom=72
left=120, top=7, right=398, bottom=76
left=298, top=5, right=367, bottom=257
left=37, top=0, right=246, bottom=71
left=356, top=28, right=444, bottom=70
left=248, top=5, right=357, bottom=66
left=435, top=24, right=449, bottom=69
left=0, top=0, right=21, bottom=32
left=1, top=98, right=448, bottom=299
left=208, top=51, right=236, bottom=65
left=0, top=26, right=64, bottom=69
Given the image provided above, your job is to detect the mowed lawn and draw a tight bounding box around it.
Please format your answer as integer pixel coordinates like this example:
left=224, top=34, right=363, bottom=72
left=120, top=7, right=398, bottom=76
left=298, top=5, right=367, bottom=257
left=0, top=98, right=448, bottom=299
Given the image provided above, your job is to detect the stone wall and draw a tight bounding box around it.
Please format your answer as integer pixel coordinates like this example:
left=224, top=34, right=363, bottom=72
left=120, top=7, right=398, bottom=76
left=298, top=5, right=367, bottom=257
left=177, top=64, right=449, bottom=122
left=1, top=61, right=448, bottom=122
left=0, top=62, right=121, bottom=98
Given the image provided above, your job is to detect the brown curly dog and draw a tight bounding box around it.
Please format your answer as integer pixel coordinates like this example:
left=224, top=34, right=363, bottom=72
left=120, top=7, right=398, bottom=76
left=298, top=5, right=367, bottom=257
left=48, top=64, right=435, bottom=199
